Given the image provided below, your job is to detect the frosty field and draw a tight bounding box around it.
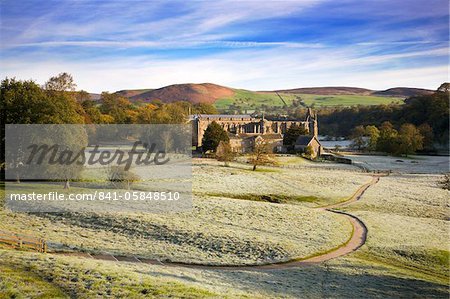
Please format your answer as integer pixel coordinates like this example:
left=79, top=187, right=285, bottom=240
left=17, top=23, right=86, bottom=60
left=343, top=173, right=449, bottom=283
left=0, top=195, right=352, bottom=265
left=0, top=155, right=448, bottom=298
left=194, top=158, right=368, bottom=206
left=344, top=154, right=449, bottom=173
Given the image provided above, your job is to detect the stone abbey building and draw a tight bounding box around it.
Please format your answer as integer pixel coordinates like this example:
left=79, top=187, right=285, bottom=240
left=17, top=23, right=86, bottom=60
left=192, top=108, right=321, bottom=155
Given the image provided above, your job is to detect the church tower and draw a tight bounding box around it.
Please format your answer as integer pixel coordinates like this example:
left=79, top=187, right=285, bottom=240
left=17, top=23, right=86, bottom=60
left=307, top=108, right=318, bottom=138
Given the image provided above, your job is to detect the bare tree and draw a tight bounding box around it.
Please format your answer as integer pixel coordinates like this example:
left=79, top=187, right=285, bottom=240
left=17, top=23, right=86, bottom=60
left=248, top=139, right=277, bottom=171
left=215, top=141, right=235, bottom=167
left=108, top=166, right=140, bottom=190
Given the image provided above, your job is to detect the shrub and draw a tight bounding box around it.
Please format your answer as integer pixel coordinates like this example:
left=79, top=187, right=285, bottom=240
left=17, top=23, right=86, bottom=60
left=108, top=166, right=140, bottom=189
left=439, top=173, right=450, bottom=190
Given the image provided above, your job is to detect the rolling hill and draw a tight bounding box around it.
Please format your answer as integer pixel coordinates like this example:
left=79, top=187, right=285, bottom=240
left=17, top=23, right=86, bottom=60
left=115, top=89, right=153, bottom=98
left=274, top=86, right=373, bottom=95
left=126, top=83, right=234, bottom=104
left=95, top=83, right=434, bottom=110
left=372, top=87, right=434, bottom=97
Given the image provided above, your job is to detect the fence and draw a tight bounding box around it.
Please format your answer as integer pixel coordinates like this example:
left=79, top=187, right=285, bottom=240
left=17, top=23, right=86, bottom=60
left=0, top=229, right=47, bottom=252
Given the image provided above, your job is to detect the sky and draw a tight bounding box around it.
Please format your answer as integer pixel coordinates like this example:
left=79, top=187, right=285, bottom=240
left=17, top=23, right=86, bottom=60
left=0, top=0, right=448, bottom=93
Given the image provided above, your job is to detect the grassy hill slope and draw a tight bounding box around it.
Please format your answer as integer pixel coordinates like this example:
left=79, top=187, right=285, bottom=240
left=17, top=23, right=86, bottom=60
left=128, top=83, right=234, bottom=104
left=372, top=87, right=434, bottom=97
left=115, top=89, right=153, bottom=98
left=274, top=86, right=373, bottom=95
left=109, top=84, right=433, bottom=110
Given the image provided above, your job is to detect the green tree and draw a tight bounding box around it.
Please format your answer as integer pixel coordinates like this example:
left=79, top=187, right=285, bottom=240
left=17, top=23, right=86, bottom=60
left=76, top=90, right=91, bottom=102
left=283, top=124, right=308, bottom=147
left=418, top=123, right=434, bottom=151
left=44, top=72, right=77, bottom=92
left=395, top=123, right=424, bottom=156
left=377, top=121, right=398, bottom=153
left=136, top=103, right=158, bottom=123
left=100, top=92, right=134, bottom=124
left=192, top=103, right=218, bottom=114
left=350, top=125, right=366, bottom=150
left=164, top=102, right=188, bottom=123
left=304, top=145, right=314, bottom=158
left=1, top=77, right=85, bottom=125
left=365, top=125, right=380, bottom=151
left=42, top=126, right=88, bottom=189
left=202, top=121, right=229, bottom=153
left=138, top=102, right=188, bottom=124
left=1, top=76, right=87, bottom=185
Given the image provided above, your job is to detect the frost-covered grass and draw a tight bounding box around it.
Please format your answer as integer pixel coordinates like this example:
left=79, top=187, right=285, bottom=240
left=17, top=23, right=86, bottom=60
left=0, top=160, right=449, bottom=297
left=0, top=158, right=372, bottom=266
left=347, top=174, right=448, bottom=219
left=343, top=174, right=449, bottom=283
left=0, top=195, right=352, bottom=265
left=0, top=261, right=67, bottom=298
left=193, top=159, right=369, bottom=206
left=1, top=249, right=447, bottom=299
left=0, top=160, right=370, bottom=264
left=0, top=159, right=366, bottom=265
left=0, top=249, right=221, bottom=298
left=344, top=154, right=449, bottom=173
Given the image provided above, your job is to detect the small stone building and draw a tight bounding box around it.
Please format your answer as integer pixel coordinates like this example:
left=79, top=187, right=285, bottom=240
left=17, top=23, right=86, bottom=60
left=294, top=135, right=323, bottom=158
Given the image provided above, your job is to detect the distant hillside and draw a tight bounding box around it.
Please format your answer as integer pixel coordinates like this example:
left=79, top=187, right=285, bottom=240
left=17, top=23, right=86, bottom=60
left=275, top=86, right=434, bottom=98
left=101, top=83, right=434, bottom=110
left=274, top=87, right=373, bottom=95
left=372, top=87, right=434, bottom=97
left=128, top=83, right=234, bottom=104
left=115, top=89, right=152, bottom=98
left=89, top=93, right=101, bottom=101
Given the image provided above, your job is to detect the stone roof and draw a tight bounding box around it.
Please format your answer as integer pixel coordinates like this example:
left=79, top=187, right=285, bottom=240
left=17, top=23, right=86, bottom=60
left=232, top=133, right=283, bottom=141
left=237, top=133, right=259, bottom=138
left=193, top=114, right=253, bottom=119
left=295, top=135, right=314, bottom=146
left=227, top=132, right=241, bottom=139
left=260, top=133, right=283, bottom=140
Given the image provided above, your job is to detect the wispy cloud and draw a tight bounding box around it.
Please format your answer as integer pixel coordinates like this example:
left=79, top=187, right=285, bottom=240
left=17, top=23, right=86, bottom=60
left=0, top=0, right=448, bottom=91
left=5, top=40, right=325, bottom=50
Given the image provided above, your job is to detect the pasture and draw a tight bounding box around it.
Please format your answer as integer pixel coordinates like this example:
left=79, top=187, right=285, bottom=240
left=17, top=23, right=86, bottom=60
left=297, top=93, right=404, bottom=107
left=214, top=89, right=403, bottom=111
left=0, top=155, right=448, bottom=298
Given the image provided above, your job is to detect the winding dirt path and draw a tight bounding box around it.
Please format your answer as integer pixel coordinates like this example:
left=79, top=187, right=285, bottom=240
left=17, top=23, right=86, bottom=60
left=55, top=175, right=382, bottom=270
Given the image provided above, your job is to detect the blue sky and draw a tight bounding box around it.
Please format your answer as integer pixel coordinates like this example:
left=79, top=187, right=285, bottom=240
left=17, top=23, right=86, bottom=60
left=0, top=0, right=448, bottom=92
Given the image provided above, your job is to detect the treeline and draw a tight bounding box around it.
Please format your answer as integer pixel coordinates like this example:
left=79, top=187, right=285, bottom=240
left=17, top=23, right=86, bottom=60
left=316, top=83, right=449, bottom=145
left=0, top=73, right=218, bottom=173
left=349, top=122, right=430, bottom=156
left=1, top=73, right=218, bottom=127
